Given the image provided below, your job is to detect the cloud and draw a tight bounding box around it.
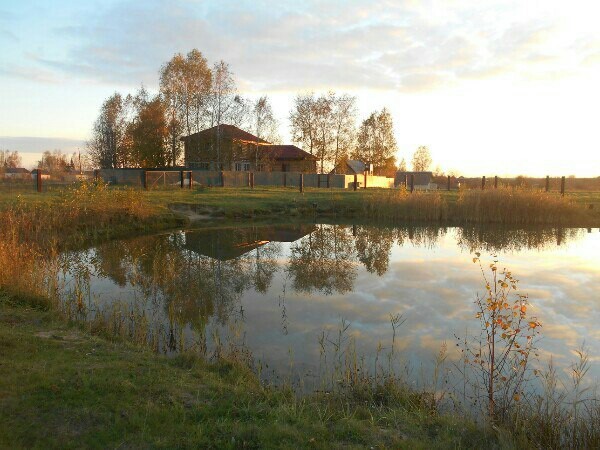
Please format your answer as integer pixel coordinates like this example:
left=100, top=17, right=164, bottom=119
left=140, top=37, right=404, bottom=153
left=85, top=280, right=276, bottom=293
left=0, top=136, right=85, bottom=152
left=5, top=0, right=599, bottom=93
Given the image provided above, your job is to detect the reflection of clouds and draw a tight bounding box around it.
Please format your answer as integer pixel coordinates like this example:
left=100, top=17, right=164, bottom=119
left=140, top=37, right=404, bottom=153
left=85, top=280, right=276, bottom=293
left=76, top=224, right=600, bottom=388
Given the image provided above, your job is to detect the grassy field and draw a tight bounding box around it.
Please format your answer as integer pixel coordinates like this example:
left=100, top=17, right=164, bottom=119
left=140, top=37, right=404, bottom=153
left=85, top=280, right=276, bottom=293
left=2, top=184, right=599, bottom=226
left=0, top=297, right=493, bottom=449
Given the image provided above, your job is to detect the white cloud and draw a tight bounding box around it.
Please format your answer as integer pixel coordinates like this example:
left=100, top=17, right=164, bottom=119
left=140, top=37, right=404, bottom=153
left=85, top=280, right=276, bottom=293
left=4, top=0, right=595, bottom=93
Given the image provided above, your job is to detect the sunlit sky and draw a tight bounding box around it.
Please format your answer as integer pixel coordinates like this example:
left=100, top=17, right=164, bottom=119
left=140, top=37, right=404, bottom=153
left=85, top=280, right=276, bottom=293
left=1, top=0, right=599, bottom=175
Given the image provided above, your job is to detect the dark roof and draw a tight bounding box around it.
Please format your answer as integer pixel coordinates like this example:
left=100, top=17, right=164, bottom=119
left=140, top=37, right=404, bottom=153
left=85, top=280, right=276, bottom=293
left=31, top=169, right=49, bottom=174
left=180, top=124, right=270, bottom=144
left=346, top=160, right=366, bottom=174
left=184, top=224, right=316, bottom=261
left=259, top=145, right=318, bottom=161
left=5, top=167, right=30, bottom=174
left=394, top=171, right=433, bottom=186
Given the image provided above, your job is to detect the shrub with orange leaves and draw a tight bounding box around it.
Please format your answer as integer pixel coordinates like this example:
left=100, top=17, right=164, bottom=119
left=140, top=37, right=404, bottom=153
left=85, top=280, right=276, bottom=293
left=457, top=253, right=542, bottom=422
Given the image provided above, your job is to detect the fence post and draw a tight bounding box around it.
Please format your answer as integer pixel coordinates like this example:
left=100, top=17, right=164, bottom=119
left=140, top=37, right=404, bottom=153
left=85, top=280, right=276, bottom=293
left=364, top=172, right=367, bottom=189
left=410, top=174, right=414, bottom=193
left=545, top=176, right=550, bottom=192
left=250, top=172, right=254, bottom=189
left=404, top=174, right=408, bottom=189
left=300, top=173, right=304, bottom=192
left=188, top=171, right=193, bottom=190
left=144, top=170, right=148, bottom=190
left=327, top=173, right=330, bottom=188
left=353, top=174, right=358, bottom=191
left=180, top=170, right=184, bottom=189
left=481, top=176, right=486, bottom=190
left=220, top=171, right=225, bottom=187
left=36, top=170, right=42, bottom=193
left=94, top=169, right=99, bottom=182
left=494, top=176, right=498, bottom=189
left=561, top=176, right=565, bottom=196
left=284, top=172, right=287, bottom=188
left=447, top=175, right=450, bottom=191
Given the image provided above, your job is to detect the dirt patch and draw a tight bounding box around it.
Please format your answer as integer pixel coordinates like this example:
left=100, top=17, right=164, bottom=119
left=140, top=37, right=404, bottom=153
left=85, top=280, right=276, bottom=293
left=168, top=204, right=224, bottom=222
left=35, top=330, right=83, bottom=342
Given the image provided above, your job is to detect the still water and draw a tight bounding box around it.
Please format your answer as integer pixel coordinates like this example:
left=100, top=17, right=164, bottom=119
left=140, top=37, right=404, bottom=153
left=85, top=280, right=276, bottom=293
left=60, top=223, right=600, bottom=389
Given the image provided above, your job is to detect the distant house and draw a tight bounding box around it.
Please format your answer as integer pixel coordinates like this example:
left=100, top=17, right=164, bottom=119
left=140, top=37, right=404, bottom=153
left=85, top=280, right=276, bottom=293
left=2, top=167, right=30, bottom=179
left=329, top=160, right=372, bottom=175
left=31, top=169, right=50, bottom=180
left=394, top=171, right=436, bottom=190
left=181, top=124, right=318, bottom=173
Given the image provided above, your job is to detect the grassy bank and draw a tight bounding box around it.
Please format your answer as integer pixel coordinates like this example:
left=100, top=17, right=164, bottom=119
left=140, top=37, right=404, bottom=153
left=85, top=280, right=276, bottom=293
left=0, top=297, right=492, bottom=449
left=1, top=185, right=599, bottom=226
left=1, top=183, right=599, bottom=447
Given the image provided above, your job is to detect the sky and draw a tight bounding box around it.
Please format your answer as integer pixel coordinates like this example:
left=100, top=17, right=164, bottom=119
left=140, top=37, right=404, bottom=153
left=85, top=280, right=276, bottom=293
left=0, top=0, right=599, bottom=175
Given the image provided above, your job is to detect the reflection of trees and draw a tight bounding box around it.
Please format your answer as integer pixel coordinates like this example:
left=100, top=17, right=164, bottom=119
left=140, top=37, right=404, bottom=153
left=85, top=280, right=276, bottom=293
left=90, top=233, right=281, bottom=333
left=354, top=226, right=395, bottom=275
left=287, top=225, right=357, bottom=295
left=456, top=226, right=582, bottom=253
left=251, top=243, right=280, bottom=294
left=394, top=225, right=447, bottom=249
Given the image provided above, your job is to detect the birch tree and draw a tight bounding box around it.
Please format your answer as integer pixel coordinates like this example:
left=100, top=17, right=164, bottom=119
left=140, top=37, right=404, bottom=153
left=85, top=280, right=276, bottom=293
left=289, top=93, right=318, bottom=156
left=87, top=93, right=131, bottom=168
left=331, top=93, right=357, bottom=169
left=209, top=60, right=236, bottom=166
left=412, top=146, right=432, bottom=172
left=353, top=108, right=397, bottom=175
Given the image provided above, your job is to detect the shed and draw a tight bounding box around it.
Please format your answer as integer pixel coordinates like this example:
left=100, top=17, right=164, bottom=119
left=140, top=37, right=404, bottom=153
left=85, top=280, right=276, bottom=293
left=394, top=171, right=436, bottom=190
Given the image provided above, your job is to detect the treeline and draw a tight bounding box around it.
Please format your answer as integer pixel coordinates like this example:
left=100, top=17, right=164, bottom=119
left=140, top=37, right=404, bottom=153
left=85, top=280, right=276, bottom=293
left=88, top=48, right=434, bottom=175
left=88, top=50, right=279, bottom=169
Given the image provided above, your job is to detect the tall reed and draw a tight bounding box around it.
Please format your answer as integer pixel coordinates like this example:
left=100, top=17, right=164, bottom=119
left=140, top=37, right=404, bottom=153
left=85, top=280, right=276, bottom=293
left=361, top=188, right=447, bottom=221
left=456, top=186, right=585, bottom=225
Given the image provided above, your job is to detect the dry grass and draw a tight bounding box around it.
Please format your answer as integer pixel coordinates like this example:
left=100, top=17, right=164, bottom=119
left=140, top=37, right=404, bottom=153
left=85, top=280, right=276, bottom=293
left=456, top=187, right=585, bottom=225
left=0, top=180, right=175, bottom=305
left=361, top=188, right=447, bottom=221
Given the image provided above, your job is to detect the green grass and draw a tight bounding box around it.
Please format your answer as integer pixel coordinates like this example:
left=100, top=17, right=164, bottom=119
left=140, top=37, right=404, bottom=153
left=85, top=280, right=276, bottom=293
left=0, top=297, right=494, bottom=449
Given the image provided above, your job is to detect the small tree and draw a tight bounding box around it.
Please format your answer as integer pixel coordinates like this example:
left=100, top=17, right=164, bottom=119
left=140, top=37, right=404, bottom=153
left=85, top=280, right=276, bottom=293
left=398, top=157, right=407, bottom=172
left=412, top=146, right=432, bottom=172
left=459, top=255, right=542, bottom=421
left=0, top=150, right=21, bottom=168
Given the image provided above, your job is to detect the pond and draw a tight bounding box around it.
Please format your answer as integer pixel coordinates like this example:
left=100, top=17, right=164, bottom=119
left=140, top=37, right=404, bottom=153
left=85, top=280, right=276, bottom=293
left=59, top=223, right=600, bottom=394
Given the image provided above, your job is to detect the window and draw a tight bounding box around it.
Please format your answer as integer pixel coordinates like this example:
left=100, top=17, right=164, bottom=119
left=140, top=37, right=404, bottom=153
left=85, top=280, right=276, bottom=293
left=235, top=162, right=251, bottom=171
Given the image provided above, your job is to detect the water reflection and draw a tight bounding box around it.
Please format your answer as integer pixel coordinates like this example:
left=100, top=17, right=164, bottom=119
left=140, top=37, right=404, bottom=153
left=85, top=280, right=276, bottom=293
left=60, top=223, right=598, bottom=387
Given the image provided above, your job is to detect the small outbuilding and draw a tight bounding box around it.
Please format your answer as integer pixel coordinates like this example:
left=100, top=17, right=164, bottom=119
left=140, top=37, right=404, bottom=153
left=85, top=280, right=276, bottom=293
left=394, top=171, right=436, bottom=190
left=2, top=167, right=30, bottom=179
left=329, top=160, right=372, bottom=175
left=31, top=169, right=51, bottom=180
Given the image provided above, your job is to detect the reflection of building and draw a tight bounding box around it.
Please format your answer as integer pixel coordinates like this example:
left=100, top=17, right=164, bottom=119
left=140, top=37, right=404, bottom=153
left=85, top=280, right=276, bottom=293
left=184, top=224, right=317, bottom=261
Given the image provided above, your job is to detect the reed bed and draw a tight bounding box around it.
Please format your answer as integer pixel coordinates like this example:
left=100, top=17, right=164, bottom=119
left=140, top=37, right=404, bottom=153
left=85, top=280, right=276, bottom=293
left=361, top=188, right=447, bottom=221
left=0, top=181, right=164, bottom=305
left=456, top=187, right=585, bottom=225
